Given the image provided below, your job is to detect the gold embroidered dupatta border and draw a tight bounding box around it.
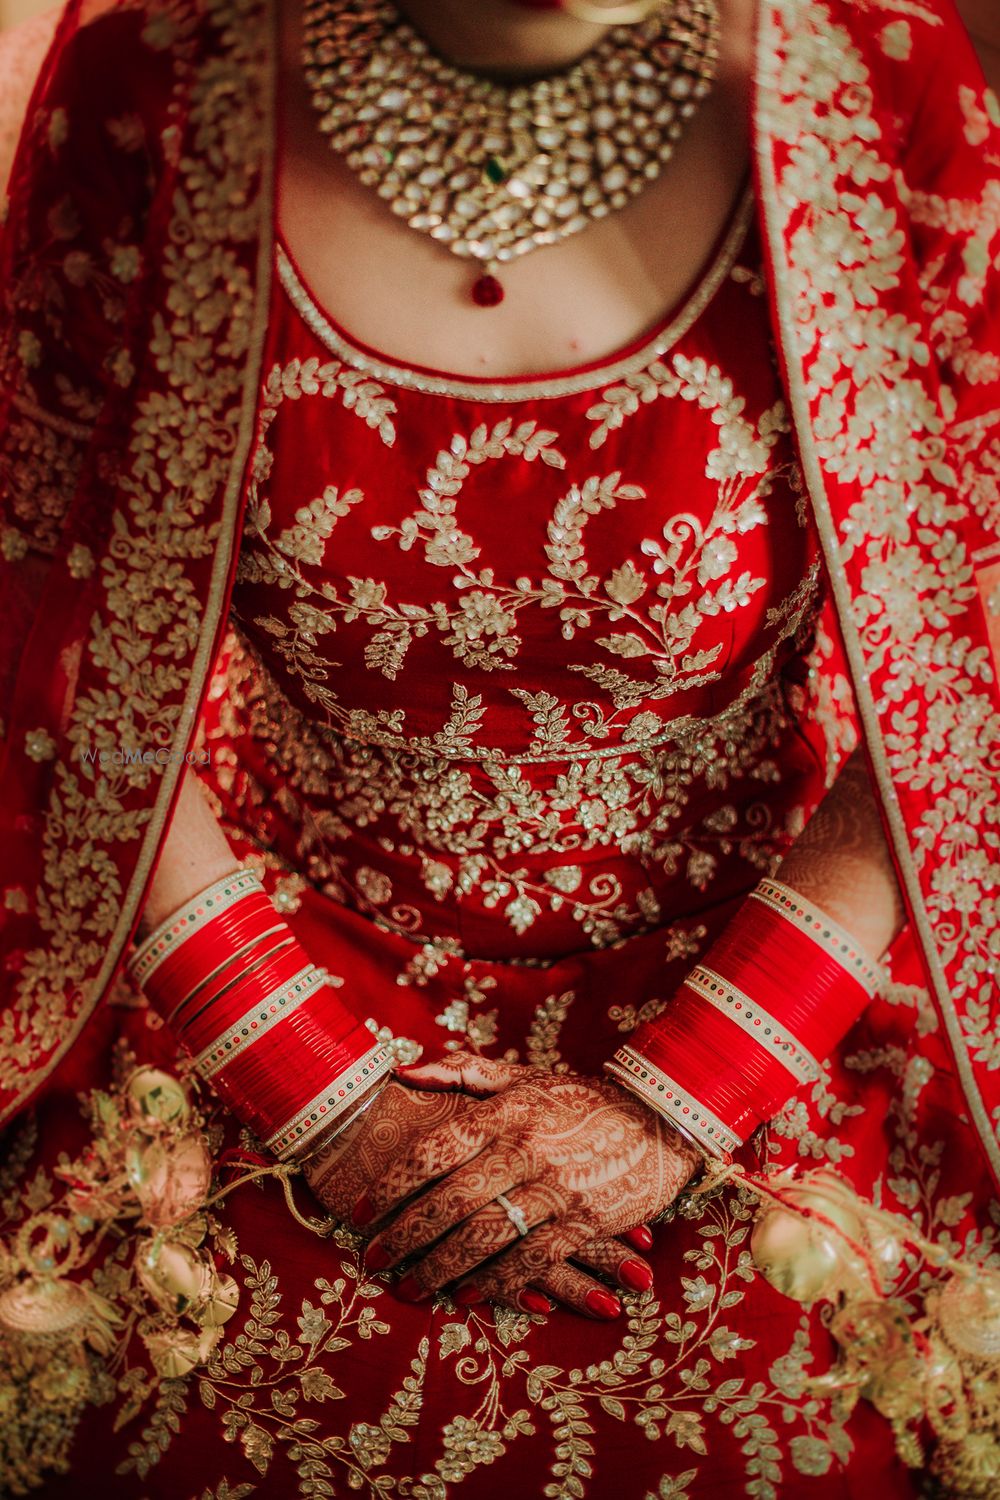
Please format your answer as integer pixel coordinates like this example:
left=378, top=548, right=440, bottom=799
left=101, top=4, right=276, bottom=1055
left=0, top=0, right=275, bottom=1122
left=754, top=0, right=1000, bottom=1179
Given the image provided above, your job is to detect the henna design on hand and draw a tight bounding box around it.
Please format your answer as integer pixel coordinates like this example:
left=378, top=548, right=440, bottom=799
left=571, top=1235, right=654, bottom=1291
left=303, top=1075, right=654, bottom=1316
left=301, top=1080, right=475, bottom=1221
left=366, top=1145, right=540, bottom=1269
left=369, top=1059, right=699, bottom=1307
left=413, top=1180, right=569, bottom=1290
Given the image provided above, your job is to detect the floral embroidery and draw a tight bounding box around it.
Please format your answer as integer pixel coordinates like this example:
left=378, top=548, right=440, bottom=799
left=756, top=0, right=1000, bottom=1172
left=0, top=0, right=273, bottom=1107
left=202, top=625, right=830, bottom=951
left=0, top=1082, right=869, bottom=1497
left=236, top=344, right=816, bottom=747
left=223, top=240, right=838, bottom=954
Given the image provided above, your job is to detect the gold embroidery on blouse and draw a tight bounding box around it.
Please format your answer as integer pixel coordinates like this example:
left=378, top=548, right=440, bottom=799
left=207, top=624, right=822, bottom=949
left=237, top=347, right=812, bottom=739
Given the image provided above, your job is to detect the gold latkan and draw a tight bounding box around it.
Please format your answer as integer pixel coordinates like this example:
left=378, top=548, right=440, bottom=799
left=692, top=1160, right=1000, bottom=1497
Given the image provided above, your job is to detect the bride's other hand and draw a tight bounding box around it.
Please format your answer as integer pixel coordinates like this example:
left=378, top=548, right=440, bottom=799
left=353, top=1053, right=699, bottom=1317
left=300, top=1079, right=473, bottom=1222
left=303, top=1068, right=658, bottom=1315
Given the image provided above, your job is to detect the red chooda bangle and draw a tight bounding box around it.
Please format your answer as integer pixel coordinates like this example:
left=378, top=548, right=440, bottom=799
left=605, top=878, right=882, bottom=1160
left=129, top=870, right=394, bottom=1159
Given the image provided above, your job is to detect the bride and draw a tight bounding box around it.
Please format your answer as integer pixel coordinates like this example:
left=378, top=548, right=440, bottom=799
left=0, top=0, right=998, bottom=1494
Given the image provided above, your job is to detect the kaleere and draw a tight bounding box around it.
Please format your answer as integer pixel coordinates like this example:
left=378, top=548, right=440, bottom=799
left=693, top=1161, right=1000, bottom=1498
left=0, top=1054, right=316, bottom=1494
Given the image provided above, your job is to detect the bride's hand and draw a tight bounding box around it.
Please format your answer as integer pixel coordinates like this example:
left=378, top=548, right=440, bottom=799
left=304, top=1071, right=659, bottom=1316
left=301, top=1079, right=473, bottom=1222
left=350, top=1054, right=700, bottom=1318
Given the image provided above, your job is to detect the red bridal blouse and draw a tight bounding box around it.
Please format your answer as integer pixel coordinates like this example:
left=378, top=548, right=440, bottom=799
left=217, top=196, right=833, bottom=1038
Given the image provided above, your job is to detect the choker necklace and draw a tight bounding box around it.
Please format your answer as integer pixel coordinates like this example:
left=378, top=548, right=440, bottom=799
left=301, top=0, right=719, bottom=306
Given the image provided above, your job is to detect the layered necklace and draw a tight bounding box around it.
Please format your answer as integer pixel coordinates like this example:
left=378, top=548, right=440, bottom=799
left=300, top=0, right=720, bottom=305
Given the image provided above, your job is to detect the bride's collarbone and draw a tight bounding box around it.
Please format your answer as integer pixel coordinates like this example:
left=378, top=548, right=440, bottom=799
left=279, top=154, right=750, bottom=378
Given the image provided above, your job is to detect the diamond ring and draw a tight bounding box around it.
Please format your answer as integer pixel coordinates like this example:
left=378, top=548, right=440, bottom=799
left=495, top=1193, right=530, bottom=1238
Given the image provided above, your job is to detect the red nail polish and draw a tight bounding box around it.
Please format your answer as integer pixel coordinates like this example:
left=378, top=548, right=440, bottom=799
left=395, top=1273, right=429, bottom=1304
left=365, top=1242, right=393, bottom=1272
left=624, top=1225, right=654, bottom=1253
left=352, top=1192, right=375, bottom=1227
left=618, top=1258, right=654, bottom=1292
left=453, top=1284, right=484, bottom=1306
left=520, top=1290, right=552, bottom=1315
left=585, top=1289, right=621, bottom=1320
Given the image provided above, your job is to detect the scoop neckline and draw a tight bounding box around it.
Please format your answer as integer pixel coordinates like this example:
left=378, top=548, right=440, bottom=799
left=275, top=183, right=756, bottom=404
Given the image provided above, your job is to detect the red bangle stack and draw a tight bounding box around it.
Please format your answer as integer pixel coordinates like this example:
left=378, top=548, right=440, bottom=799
left=129, top=870, right=394, bottom=1160
left=605, top=878, right=881, bottom=1160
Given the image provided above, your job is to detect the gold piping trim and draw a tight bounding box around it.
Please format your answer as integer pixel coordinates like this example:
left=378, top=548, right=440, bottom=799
left=753, top=0, right=1000, bottom=1179
left=276, top=186, right=756, bottom=403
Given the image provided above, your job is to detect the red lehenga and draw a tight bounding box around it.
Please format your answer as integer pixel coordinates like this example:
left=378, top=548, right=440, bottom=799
left=0, top=0, right=999, bottom=1495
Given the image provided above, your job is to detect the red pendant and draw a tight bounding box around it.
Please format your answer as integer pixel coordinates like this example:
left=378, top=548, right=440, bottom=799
left=472, top=273, right=505, bottom=307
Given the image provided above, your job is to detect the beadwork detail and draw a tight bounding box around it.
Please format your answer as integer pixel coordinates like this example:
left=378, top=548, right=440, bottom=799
left=607, top=1045, right=742, bottom=1158
left=265, top=1041, right=396, bottom=1159
left=191, top=964, right=328, bottom=1078
left=300, top=0, right=719, bottom=303
left=685, top=965, right=821, bottom=1084
left=128, top=869, right=265, bottom=989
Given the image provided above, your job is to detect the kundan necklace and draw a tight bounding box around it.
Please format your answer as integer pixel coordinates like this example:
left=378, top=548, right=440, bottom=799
left=300, top=0, right=720, bottom=306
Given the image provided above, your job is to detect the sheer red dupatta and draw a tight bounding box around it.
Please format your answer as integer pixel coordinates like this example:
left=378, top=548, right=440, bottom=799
left=0, top=0, right=275, bottom=1122
left=754, top=0, right=1000, bottom=1180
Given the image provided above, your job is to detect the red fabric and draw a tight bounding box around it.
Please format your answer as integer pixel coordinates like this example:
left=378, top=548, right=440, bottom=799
left=629, top=892, right=875, bottom=1145
left=753, top=0, right=1000, bottom=1184
left=0, top=1, right=997, bottom=1494
left=0, top=0, right=997, bottom=1174
left=33, top=192, right=913, bottom=1495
